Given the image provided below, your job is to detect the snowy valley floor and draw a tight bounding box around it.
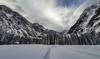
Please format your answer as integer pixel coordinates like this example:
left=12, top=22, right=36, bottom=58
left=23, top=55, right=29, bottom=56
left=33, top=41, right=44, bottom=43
left=0, top=45, right=100, bottom=59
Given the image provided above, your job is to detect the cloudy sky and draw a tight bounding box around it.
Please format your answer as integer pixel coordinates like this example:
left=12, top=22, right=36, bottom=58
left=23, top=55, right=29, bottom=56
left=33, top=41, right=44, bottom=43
left=0, top=0, right=99, bottom=32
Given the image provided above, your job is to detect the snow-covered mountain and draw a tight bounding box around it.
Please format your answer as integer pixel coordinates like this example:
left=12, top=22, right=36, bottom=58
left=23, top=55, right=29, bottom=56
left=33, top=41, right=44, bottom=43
left=64, top=2, right=100, bottom=45
left=0, top=5, right=37, bottom=44
left=0, top=5, right=61, bottom=45
left=68, top=2, right=100, bottom=34
left=32, top=23, right=46, bottom=32
left=1, top=2, right=100, bottom=45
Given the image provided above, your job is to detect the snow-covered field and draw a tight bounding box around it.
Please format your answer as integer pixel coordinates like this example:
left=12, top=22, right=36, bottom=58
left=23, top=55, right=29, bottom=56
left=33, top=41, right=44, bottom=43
left=0, top=45, right=100, bottom=59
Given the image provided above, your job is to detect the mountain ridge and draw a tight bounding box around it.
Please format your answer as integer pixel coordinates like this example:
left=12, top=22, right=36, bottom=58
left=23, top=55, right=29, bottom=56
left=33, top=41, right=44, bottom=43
left=0, top=2, right=100, bottom=45
left=0, top=5, right=61, bottom=45
left=64, top=2, right=100, bottom=45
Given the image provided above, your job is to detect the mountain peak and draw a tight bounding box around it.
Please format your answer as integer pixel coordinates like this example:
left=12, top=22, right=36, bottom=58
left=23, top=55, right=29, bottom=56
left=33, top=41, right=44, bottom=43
left=68, top=2, right=100, bottom=34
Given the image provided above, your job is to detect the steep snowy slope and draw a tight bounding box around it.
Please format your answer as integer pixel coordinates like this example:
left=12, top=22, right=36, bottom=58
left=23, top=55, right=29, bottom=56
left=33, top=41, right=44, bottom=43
left=0, top=5, right=38, bottom=44
left=0, top=5, right=61, bottom=45
left=63, top=2, right=100, bottom=45
left=68, top=2, right=100, bottom=34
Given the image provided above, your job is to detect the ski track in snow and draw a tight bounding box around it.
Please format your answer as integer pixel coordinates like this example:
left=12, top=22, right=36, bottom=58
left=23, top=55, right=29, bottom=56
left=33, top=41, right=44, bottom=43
left=44, top=46, right=55, bottom=59
left=0, top=45, right=100, bottom=59
left=63, top=47, right=100, bottom=58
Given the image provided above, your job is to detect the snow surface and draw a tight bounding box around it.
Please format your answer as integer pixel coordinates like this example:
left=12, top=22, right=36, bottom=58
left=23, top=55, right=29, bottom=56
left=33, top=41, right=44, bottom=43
left=0, top=45, right=100, bottom=59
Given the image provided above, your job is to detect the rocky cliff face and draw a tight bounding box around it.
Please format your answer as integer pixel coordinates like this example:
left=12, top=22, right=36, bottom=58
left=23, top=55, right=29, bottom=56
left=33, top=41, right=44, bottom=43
left=1, top=2, right=100, bottom=45
left=0, top=5, right=37, bottom=44
left=0, top=5, right=61, bottom=45
left=68, top=2, right=100, bottom=34
left=64, top=2, right=100, bottom=45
